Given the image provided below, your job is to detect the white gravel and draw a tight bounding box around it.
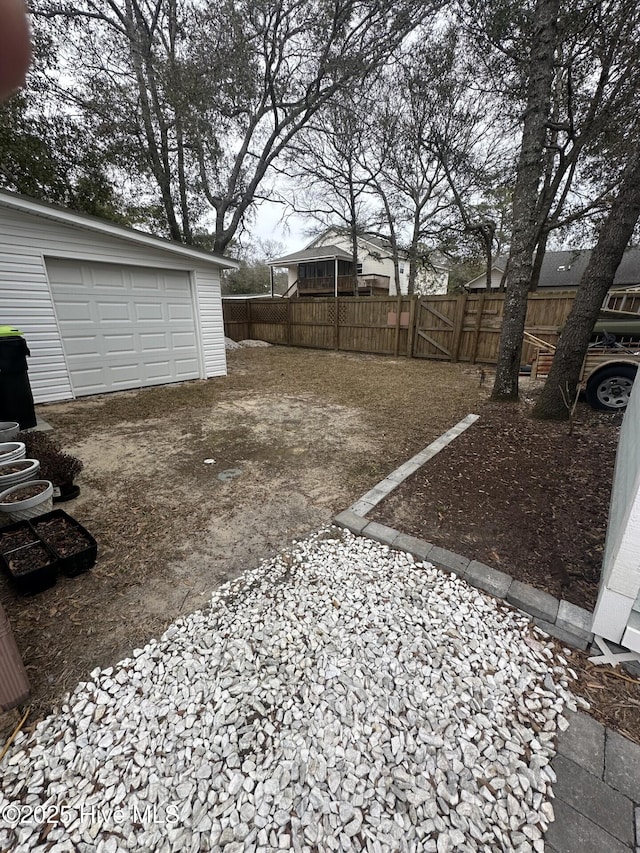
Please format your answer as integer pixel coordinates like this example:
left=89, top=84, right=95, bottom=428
left=0, top=528, right=579, bottom=853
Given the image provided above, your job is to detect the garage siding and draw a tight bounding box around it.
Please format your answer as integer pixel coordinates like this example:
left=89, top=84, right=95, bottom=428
left=0, top=206, right=228, bottom=403
left=194, top=268, right=227, bottom=378
left=0, top=245, right=73, bottom=403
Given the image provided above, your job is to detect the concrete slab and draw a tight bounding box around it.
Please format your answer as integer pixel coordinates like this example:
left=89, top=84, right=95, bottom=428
left=361, top=521, right=399, bottom=547
left=556, top=711, right=605, bottom=778
left=428, top=546, right=469, bottom=576
left=465, top=560, right=512, bottom=598
left=551, top=754, right=634, bottom=846
left=23, top=417, right=53, bottom=433
left=545, top=798, right=632, bottom=853
left=333, top=511, right=369, bottom=536
left=605, top=728, right=640, bottom=802
left=393, top=533, right=434, bottom=562
left=507, top=580, right=559, bottom=622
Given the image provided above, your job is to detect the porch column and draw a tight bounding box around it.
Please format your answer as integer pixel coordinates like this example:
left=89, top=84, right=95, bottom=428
left=334, top=257, right=338, bottom=298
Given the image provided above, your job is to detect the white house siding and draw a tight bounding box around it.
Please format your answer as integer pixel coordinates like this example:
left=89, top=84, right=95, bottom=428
left=592, top=381, right=640, bottom=651
left=0, top=206, right=227, bottom=403
left=193, top=267, right=226, bottom=379
left=313, top=231, right=411, bottom=295
left=466, top=268, right=505, bottom=290
left=0, top=244, right=73, bottom=403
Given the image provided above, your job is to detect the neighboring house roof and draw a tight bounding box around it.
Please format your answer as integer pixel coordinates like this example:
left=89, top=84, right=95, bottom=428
left=269, top=245, right=353, bottom=266
left=305, top=228, right=411, bottom=260
left=0, top=189, right=239, bottom=269
left=466, top=248, right=640, bottom=289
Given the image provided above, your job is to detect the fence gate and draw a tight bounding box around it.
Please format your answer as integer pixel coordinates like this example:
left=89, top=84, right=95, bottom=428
left=412, top=296, right=463, bottom=360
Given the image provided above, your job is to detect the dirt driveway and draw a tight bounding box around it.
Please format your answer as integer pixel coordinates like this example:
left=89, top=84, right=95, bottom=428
left=1, top=346, right=488, bottom=733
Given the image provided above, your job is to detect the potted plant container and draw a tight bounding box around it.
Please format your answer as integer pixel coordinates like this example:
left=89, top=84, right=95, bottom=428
left=0, top=480, right=54, bottom=522
left=0, top=458, right=40, bottom=491
left=0, top=442, right=26, bottom=464
left=17, top=432, right=83, bottom=503
left=0, top=422, right=19, bottom=442
left=0, top=538, right=58, bottom=595
left=0, top=519, right=39, bottom=553
left=33, top=510, right=97, bottom=576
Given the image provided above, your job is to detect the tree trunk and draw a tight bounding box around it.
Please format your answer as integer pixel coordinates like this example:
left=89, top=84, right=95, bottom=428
left=491, top=0, right=560, bottom=401
left=483, top=224, right=495, bottom=290
left=532, top=147, right=640, bottom=420
left=530, top=229, right=549, bottom=292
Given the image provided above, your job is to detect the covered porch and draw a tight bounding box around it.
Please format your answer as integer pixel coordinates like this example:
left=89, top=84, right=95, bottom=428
left=268, top=245, right=389, bottom=297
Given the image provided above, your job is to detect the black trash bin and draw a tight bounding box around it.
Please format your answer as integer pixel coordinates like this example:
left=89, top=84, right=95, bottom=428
left=0, top=327, right=37, bottom=430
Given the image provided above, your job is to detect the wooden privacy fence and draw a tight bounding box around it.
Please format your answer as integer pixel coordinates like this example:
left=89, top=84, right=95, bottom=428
left=223, top=291, right=576, bottom=364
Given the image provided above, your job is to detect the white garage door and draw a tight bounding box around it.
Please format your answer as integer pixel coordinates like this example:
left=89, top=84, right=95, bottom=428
left=47, top=258, right=200, bottom=396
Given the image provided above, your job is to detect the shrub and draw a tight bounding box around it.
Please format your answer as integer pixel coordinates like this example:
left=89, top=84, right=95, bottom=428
left=17, top=431, right=83, bottom=486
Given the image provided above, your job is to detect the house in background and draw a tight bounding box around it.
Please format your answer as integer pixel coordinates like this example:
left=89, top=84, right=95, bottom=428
left=268, top=228, right=449, bottom=297
left=0, top=190, right=238, bottom=403
left=464, top=248, right=640, bottom=293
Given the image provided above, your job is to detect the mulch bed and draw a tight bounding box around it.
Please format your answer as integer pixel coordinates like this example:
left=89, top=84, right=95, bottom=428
left=372, top=393, right=640, bottom=744
left=373, top=399, right=620, bottom=611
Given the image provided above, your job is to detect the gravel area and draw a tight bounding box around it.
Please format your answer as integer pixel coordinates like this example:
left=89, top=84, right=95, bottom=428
left=0, top=529, right=581, bottom=853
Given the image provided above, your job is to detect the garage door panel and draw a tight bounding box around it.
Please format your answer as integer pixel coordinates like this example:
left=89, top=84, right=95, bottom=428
left=133, top=271, right=163, bottom=290
left=90, top=266, right=127, bottom=288
left=139, top=332, right=168, bottom=351
left=96, top=300, right=131, bottom=321
left=46, top=259, right=200, bottom=396
left=103, top=334, right=136, bottom=355
left=174, top=358, right=199, bottom=377
left=135, top=303, right=164, bottom=322
left=68, top=367, right=106, bottom=394
left=167, top=303, right=193, bottom=321
left=171, top=331, right=197, bottom=349
left=55, top=301, right=94, bottom=322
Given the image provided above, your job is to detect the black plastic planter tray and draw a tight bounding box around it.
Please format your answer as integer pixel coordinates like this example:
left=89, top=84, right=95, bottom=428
left=0, top=540, right=58, bottom=595
left=0, top=519, right=40, bottom=555
left=32, top=510, right=97, bottom=577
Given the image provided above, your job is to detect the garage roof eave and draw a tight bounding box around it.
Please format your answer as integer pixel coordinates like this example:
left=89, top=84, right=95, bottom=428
left=0, top=189, right=240, bottom=270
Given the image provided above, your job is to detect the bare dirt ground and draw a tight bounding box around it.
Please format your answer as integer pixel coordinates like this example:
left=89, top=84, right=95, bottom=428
left=3, top=350, right=638, bottom=747
left=0, top=347, right=488, bottom=738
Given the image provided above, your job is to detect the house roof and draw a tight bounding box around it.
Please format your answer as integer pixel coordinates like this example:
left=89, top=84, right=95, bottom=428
left=0, top=190, right=239, bottom=269
left=303, top=227, right=451, bottom=270
left=306, top=228, right=411, bottom=261
left=268, top=245, right=353, bottom=266
left=465, top=248, right=640, bottom=289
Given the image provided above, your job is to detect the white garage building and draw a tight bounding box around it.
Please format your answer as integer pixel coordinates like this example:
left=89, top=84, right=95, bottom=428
left=0, top=191, right=238, bottom=403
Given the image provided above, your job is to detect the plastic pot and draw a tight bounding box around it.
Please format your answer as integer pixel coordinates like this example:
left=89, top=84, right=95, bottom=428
left=0, top=422, right=19, bottom=442
left=0, top=458, right=40, bottom=491
left=0, top=480, right=54, bottom=522
left=0, top=442, right=26, bottom=464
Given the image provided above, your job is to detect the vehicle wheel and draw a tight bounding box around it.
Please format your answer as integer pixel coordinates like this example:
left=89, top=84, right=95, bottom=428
left=586, top=364, right=637, bottom=410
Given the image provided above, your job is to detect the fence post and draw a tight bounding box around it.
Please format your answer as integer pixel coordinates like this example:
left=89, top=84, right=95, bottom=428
left=408, top=295, right=418, bottom=357
left=394, top=295, right=402, bottom=357
left=246, top=299, right=252, bottom=341
left=286, top=298, right=292, bottom=346
left=470, top=292, right=486, bottom=364
left=335, top=296, right=339, bottom=350
left=451, top=294, right=467, bottom=362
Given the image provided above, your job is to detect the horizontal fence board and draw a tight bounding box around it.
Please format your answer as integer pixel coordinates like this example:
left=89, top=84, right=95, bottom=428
left=222, top=291, right=576, bottom=364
